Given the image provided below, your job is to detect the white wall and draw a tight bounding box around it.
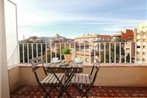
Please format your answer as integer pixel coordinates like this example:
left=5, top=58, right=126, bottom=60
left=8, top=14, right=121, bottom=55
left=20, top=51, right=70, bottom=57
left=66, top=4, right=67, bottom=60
left=4, top=0, right=18, bottom=67
left=0, top=0, right=10, bottom=97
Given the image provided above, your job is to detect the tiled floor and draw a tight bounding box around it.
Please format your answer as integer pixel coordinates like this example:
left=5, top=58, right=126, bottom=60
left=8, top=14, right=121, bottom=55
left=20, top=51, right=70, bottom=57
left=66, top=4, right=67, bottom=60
left=11, top=85, right=147, bottom=98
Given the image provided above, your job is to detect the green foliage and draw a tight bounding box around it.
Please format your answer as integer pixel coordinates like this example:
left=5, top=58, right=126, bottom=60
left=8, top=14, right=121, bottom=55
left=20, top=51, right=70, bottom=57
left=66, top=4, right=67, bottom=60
left=62, top=48, right=71, bottom=54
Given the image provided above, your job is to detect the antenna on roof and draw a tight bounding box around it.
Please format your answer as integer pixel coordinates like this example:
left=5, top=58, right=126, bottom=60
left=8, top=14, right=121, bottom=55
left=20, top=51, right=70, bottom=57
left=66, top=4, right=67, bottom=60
left=23, top=35, right=25, bottom=40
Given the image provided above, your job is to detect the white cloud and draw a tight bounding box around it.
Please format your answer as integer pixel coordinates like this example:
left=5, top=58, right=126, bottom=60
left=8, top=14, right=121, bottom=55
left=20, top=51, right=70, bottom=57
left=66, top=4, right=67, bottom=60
left=16, top=0, right=126, bottom=27
left=15, top=0, right=146, bottom=39
left=18, top=9, right=145, bottom=27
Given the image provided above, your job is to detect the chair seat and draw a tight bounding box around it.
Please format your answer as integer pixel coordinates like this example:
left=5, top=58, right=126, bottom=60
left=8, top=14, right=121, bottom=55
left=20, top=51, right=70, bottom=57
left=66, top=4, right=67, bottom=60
left=71, top=73, right=91, bottom=84
left=41, top=74, right=64, bottom=84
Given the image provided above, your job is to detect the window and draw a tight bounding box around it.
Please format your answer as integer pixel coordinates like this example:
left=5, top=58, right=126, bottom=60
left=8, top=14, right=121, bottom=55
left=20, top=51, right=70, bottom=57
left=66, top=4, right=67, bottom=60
left=143, top=52, right=145, bottom=55
left=137, top=46, right=140, bottom=48
left=142, top=58, right=145, bottom=61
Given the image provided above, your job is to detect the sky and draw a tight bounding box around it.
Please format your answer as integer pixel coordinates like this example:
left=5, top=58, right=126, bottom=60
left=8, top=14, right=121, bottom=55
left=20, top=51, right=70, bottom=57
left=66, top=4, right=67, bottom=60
left=13, top=0, right=147, bottom=39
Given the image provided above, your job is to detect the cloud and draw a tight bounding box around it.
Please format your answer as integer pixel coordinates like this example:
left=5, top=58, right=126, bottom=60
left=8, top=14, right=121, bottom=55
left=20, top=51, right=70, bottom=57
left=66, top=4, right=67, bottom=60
left=18, top=9, right=145, bottom=27
left=16, top=0, right=146, bottom=28
left=16, top=0, right=147, bottom=40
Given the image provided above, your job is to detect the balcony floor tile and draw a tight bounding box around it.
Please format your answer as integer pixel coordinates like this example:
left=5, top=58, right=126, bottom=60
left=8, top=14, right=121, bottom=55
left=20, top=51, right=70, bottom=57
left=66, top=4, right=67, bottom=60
left=10, top=85, right=147, bottom=98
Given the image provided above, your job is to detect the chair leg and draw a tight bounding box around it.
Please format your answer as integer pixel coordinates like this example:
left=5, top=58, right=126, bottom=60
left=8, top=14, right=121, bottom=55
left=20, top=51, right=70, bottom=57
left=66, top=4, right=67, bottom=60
left=58, top=84, right=72, bottom=98
left=73, top=84, right=85, bottom=97
left=43, top=94, right=49, bottom=98
left=74, top=84, right=91, bottom=98
left=58, top=69, right=76, bottom=98
left=81, top=84, right=92, bottom=98
left=39, top=84, right=51, bottom=98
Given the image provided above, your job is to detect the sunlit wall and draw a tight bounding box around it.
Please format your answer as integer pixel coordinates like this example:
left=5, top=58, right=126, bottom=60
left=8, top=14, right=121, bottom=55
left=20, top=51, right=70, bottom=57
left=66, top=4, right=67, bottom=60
left=4, top=0, right=18, bottom=67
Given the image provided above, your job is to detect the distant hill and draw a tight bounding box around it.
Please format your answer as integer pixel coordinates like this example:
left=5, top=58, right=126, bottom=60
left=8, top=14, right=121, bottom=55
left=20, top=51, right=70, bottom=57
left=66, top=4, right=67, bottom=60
left=49, top=34, right=69, bottom=42
left=40, top=37, right=49, bottom=43
left=19, top=36, right=44, bottom=43
left=19, top=34, right=73, bottom=43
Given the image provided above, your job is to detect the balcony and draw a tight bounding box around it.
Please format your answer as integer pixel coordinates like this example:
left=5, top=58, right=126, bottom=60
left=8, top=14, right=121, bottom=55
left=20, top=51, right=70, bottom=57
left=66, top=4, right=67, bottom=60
left=1, top=1, right=147, bottom=97
left=7, top=42, right=147, bottom=97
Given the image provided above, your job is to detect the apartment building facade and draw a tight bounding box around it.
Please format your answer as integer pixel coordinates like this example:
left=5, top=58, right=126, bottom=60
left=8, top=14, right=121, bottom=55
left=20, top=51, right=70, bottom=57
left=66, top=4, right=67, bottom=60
left=75, top=34, right=112, bottom=64
left=121, top=29, right=135, bottom=60
left=75, top=34, right=112, bottom=43
left=134, top=22, right=147, bottom=63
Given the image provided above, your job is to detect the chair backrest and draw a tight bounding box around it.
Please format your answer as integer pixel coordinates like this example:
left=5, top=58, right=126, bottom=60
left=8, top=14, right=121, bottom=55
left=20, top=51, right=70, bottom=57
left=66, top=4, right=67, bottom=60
left=89, top=64, right=100, bottom=84
left=89, top=57, right=100, bottom=84
left=30, top=57, right=47, bottom=83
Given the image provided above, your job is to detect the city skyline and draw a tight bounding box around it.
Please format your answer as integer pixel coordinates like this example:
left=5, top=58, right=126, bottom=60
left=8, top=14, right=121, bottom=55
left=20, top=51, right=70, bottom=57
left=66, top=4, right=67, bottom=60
left=12, top=0, right=147, bottom=39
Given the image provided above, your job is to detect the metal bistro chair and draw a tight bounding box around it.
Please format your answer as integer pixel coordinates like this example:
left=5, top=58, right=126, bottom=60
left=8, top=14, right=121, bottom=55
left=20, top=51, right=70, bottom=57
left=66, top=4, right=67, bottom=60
left=30, top=57, right=64, bottom=98
left=71, top=59, right=100, bottom=98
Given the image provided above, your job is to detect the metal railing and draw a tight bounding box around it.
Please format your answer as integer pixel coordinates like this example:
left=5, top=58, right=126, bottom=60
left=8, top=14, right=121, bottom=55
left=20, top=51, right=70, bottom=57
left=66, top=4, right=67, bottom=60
left=18, top=41, right=147, bottom=64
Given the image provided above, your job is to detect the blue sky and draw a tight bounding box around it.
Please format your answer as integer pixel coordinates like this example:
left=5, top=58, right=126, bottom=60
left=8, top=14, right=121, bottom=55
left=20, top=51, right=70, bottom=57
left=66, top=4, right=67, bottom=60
left=14, top=0, right=147, bottom=39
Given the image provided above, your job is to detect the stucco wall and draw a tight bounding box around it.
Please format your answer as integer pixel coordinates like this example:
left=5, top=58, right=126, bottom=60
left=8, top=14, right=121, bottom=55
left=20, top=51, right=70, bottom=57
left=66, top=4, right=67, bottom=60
left=8, top=67, right=20, bottom=92
left=8, top=64, right=147, bottom=92
left=84, top=66, right=147, bottom=86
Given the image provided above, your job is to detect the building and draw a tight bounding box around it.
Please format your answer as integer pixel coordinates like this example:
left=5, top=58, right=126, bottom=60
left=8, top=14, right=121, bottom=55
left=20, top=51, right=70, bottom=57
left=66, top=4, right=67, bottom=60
left=121, top=29, right=134, bottom=41
left=121, top=29, right=135, bottom=61
left=75, top=34, right=112, bottom=43
left=111, top=31, right=122, bottom=42
left=134, top=22, right=147, bottom=63
left=75, top=34, right=112, bottom=64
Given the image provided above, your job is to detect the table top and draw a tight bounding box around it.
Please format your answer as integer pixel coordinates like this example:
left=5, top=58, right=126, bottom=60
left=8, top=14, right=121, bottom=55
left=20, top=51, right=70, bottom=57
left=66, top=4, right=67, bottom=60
left=46, top=61, right=83, bottom=69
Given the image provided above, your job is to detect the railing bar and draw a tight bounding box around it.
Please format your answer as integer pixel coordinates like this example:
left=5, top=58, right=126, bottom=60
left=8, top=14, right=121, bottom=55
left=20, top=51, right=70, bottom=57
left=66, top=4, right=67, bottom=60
left=146, top=42, right=147, bottom=64
left=22, top=43, right=25, bottom=63
left=109, top=42, right=111, bottom=63
left=134, top=42, right=136, bottom=63
left=18, top=44, right=20, bottom=63
left=60, top=43, right=62, bottom=60
left=89, top=43, right=91, bottom=64
left=124, top=42, right=126, bottom=63
left=36, top=43, right=38, bottom=59
left=55, top=43, right=57, bottom=57
left=27, top=43, right=29, bottom=63
left=31, top=43, right=34, bottom=59
left=45, top=43, right=47, bottom=63
left=104, top=43, right=106, bottom=63
left=141, top=41, right=143, bottom=63
left=50, top=42, right=52, bottom=62
left=84, top=43, right=86, bottom=63
left=130, top=42, right=132, bottom=63
left=74, top=42, right=76, bottom=60
left=119, top=42, right=121, bottom=63
left=41, top=43, right=43, bottom=61
left=99, top=43, right=101, bottom=63
left=114, top=42, right=116, bottom=63
left=69, top=43, right=72, bottom=59
left=94, top=44, right=96, bottom=64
